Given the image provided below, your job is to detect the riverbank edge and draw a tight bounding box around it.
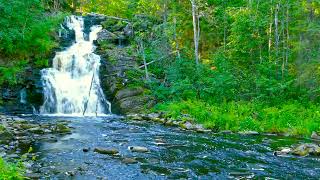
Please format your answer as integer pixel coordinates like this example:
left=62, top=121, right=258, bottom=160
left=126, top=112, right=320, bottom=139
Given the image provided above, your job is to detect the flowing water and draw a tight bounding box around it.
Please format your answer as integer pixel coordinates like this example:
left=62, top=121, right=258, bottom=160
left=29, top=116, right=320, bottom=179
left=40, top=16, right=111, bottom=116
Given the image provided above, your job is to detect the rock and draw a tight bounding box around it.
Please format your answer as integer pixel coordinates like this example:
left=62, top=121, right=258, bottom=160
left=274, top=147, right=292, bottom=156
left=239, top=131, right=259, bottom=136
left=97, top=29, right=119, bottom=43
left=83, top=147, right=90, bottom=153
left=123, top=24, right=133, bottom=37
left=94, top=147, right=119, bottom=155
left=180, top=121, right=194, bottom=130
left=292, top=143, right=320, bottom=156
left=54, top=123, right=71, bottom=134
left=220, top=130, right=233, bottom=134
left=65, top=171, right=75, bottom=176
left=25, top=173, right=42, bottom=179
left=147, top=113, right=161, bottom=119
left=115, top=88, right=144, bottom=100
left=194, top=124, right=211, bottom=133
left=28, top=127, right=45, bottom=134
left=311, top=131, right=320, bottom=140
left=127, top=114, right=143, bottom=121
left=0, top=129, right=14, bottom=142
left=122, top=158, right=138, bottom=164
left=128, top=146, right=149, bottom=153
left=117, top=95, right=154, bottom=114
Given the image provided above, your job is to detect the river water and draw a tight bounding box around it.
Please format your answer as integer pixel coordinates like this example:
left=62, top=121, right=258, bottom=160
left=29, top=116, right=320, bottom=179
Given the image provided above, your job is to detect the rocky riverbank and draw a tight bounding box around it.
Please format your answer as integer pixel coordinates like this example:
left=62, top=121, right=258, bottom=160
left=126, top=112, right=320, bottom=157
left=0, top=114, right=72, bottom=177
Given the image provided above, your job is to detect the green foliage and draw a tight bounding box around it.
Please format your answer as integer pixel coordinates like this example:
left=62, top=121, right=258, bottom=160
left=154, top=100, right=320, bottom=136
left=0, top=60, right=28, bottom=85
left=0, top=158, right=24, bottom=180
left=0, top=0, right=65, bottom=59
left=0, top=0, right=66, bottom=86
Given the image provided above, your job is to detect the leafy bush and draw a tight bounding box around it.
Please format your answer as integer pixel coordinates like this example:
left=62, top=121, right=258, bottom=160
left=0, top=158, right=24, bottom=180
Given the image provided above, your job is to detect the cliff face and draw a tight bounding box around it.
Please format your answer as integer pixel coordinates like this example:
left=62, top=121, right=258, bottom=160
left=85, top=14, right=155, bottom=114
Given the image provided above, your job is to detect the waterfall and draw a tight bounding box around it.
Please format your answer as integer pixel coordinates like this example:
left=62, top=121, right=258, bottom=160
left=40, top=15, right=111, bottom=116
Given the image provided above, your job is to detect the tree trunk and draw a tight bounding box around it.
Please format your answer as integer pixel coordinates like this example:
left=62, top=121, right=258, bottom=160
left=274, top=3, right=279, bottom=65
left=268, top=0, right=273, bottom=61
left=139, top=41, right=149, bottom=81
left=173, top=17, right=181, bottom=59
left=190, top=0, right=199, bottom=65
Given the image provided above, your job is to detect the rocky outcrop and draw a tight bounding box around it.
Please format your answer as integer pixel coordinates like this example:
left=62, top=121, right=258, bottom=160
left=88, top=14, right=154, bottom=114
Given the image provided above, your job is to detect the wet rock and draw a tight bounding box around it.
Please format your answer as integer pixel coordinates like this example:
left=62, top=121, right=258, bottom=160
left=7, top=154, right=19, bottom=159
left=128, top=146, right=149, bottom=153
left=127, top=114, right=143, bottom=121
left=220, top=130, right=233, bottom=134
left=122, top=157, right=138, bottom=164
left=274, top=147, right=292, bottom=156
left=41, top=136, right=58, bottom=143
left=180, top=121, right=194, bottom=130
left=311, top=131, right=320, bottom=140
left=54, top=123, right=71, bottom=134
left=117, top=95, right=155, bottom=114
left=94, top=147, right=119, bottom=155
left=0, top=129, right=14, bottom=142
left=65, top=171, right=76, bottom=176
left=83, top=147, right=90, bottom=153
left=292, top=143, right=320, bottom=156
left=115, top=88, right=144, bottom=100
left=239, top=131, right=259, bottom=136
left=97, top=29, right=119, bottom=43
left=28, top=127, right=45, bottom=134
left=25, top=173, right=42, bottom=179
left=194, top=124, right=211, bottom=133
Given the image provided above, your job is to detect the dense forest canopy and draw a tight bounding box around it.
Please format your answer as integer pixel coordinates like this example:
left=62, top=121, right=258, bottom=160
left=1, top=0, right=320, bottom=135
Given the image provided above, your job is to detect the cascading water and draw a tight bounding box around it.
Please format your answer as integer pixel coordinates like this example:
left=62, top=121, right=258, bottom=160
left=40, top=16, right=111, bottom=116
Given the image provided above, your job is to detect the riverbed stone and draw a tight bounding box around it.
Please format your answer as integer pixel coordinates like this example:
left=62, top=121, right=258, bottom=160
left=239, top=131, right=260, bottom=136
left=292, top=143, right=320, bottom=156
left=311, top=131, right=320, bottom=140
left=54, top=123, right=72, bottom=134
left=28, top=127, right=45, bottom=134
left=94, top=147, right=119, bottom=155
left=122, top=157, right=138, bottom=164
left=0, top=129, right=14, bottom=142
left=128, top=146, right=149, bottom=153
left=180, top=121, right=194, bottom=130
left=83, top=147, right=90, bottom=152
left=274, top=147, right=292, bottom=156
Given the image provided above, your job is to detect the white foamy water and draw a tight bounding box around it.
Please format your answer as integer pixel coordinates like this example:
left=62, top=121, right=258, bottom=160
left=40, top=16, right=111, bottom=116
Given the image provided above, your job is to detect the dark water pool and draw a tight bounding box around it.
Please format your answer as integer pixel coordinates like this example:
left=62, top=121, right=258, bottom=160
left=29, top=116, right=320, bottom=179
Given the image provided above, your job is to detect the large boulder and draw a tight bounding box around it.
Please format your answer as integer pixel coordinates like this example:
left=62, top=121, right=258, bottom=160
left=115, top=88, right=144, bottom=100
left=292, top=143, right=320, bottom=156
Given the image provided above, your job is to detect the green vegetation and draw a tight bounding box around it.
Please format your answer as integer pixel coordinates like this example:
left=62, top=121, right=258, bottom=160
left=0, top=158, right=24, bottom=180
left=155, top=100, right=320, bottom=136
left=0, top=0, right=67, bottom=86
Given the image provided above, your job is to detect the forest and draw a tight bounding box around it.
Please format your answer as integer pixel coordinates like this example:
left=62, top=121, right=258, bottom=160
left=1, top=0, right=320, bottom=178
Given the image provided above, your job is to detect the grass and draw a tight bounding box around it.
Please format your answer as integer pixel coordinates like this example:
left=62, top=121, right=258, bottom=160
left=0, top=158, right=24, bottom=180
left=153, top=100, right=320, bottom=137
